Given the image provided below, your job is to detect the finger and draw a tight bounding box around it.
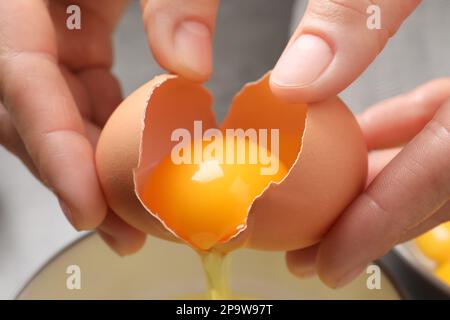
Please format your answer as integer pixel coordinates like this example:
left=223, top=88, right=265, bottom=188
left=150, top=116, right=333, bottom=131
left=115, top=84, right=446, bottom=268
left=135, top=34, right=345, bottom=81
left=1, top=101, right=101, bottom=182
left=285, top=244, right=319, bottom=278
left=0, top=110, right=102, bottom=189
left=0, top=0, right=106, bottom=230
left=316, top=100, right=450, bottom=288
left=397, top=202, right=450, bottom=243
left=367, top=148, right=401, bottom=185
left=60, top=68, right=103, bottom=146
left=61, top=67, right=92, bottom=120
left=62, top=66, right=122, bottom=128
left=83, top=120, right=102, bottom=148
left=285, top=202, right=449, bottom=281
left=0, top=104, right=38, bottom=177
left=77, top=68, right=123, bottom=127
left=98, top=210, right=147, bottom=256
left=48, top=0, right=129, bottom=71
left=270, top=0, right=420, bottom=102
left=358, top=78, right=450, bottom=150
left=141, top=0, right=219, bottom=81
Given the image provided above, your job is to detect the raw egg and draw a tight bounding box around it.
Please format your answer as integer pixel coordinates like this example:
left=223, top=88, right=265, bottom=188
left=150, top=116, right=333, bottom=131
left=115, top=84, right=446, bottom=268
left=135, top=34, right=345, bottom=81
left=415, top=222, right=450, bottom=288
left=416, top=222, right=450, bottom=264
left=435, top=260, right=450, bottom=287
left=140, top=138, right=288, bottom=250
left=96, top=73, right=367, bottom=251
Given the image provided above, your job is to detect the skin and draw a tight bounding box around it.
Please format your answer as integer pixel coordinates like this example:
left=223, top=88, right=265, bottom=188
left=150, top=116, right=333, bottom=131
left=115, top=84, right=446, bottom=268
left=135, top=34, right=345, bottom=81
left=0, top=0, right=448, bottom=288
left=287, top=79, right=450, bottom=288
left=0, top=0, right=145, bottom=255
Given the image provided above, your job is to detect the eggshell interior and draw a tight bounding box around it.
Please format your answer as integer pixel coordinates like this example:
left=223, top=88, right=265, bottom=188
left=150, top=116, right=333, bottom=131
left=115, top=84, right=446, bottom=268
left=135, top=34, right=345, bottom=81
left=221, top=75, right=307, bottom=169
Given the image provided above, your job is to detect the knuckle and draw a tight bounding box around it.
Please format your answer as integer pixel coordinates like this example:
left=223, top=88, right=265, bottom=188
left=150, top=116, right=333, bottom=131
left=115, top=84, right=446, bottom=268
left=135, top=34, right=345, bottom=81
left=362, top=191, right=390, bottom=222
left=427, top=117, right=450, bottom=146
left=308, top=0, right=391, bottom=53
left=362, top=191, right=411, bottom=242
left=424, top=119, right=450, bottom=196
left=309, top=0, right=368, bottom=23
left=83, top=38, right=112, bottom=69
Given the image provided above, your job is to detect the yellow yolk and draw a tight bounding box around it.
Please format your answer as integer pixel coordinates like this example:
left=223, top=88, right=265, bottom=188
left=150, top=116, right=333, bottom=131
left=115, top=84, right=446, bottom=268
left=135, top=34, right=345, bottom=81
left=416, top=222, right=450, bottom=264
left=140, top=138, right=288, bottom=251
left=435, top=260, right=450, bottom=287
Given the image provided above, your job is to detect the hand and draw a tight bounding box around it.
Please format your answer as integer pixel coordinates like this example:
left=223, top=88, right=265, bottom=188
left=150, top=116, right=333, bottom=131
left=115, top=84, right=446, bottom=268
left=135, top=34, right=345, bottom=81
left=140, top=0, right=420, bottom=102
left=286, top=78, right=450, bottom=288
left=0, top=0, right=145, bottom=255
left=139, top=0, right=447, bottom=288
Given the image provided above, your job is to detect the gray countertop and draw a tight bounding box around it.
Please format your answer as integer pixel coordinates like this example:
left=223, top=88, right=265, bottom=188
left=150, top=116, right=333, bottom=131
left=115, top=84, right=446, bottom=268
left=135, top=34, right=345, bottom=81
left=1, top=0, right=449, bottom=299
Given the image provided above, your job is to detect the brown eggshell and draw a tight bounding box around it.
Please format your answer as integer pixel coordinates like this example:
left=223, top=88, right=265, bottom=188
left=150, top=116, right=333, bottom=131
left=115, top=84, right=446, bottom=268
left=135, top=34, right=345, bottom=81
left=96, top=73, right=367, bottom=251
left=218, top=76, right=367, bottom=251
left=96, top=75, right=216, bottom=241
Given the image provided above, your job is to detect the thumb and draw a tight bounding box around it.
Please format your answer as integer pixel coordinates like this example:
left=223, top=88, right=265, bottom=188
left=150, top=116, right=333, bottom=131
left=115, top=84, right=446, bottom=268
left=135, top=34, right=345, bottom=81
left=141, top=0, right=219, bottom=82
left=270, top=0, right=421, bottom=103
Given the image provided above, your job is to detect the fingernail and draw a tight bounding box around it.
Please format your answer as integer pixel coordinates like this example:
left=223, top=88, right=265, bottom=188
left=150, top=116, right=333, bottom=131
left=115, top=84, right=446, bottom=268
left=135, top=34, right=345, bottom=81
left=335, top=264, right=367, bottom=289
left=58, top=197, right=78, bottom=230
left=297, top=269, right=316, bottom=278
left=289, top=263, right=316, bottom=278
left=98, top=231, right=126, bottom=257
left=174, top=20, right=212, bottom=79
left=272, top=34, right=333, bottom=87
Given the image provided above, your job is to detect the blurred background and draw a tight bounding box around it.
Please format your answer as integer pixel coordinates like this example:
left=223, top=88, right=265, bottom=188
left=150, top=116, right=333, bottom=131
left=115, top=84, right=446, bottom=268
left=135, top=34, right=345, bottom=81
left=1, top=0, right=450, bottom=299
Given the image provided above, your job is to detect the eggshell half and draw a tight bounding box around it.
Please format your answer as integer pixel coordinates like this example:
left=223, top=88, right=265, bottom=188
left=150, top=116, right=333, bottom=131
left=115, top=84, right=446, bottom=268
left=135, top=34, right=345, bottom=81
left=96, top=73, right=367, bottom=251
left=220, top=77, right=367, bottom=251
left=96, top=75, right=216, bottom=242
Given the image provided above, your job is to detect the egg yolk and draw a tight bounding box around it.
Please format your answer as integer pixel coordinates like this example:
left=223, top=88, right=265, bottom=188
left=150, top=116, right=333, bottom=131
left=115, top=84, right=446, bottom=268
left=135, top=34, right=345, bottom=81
left=435, top=260, right=450, bottom=287
left=416, top=222, right=450, bottom=264
left=140, top=138, right=288, bottom=251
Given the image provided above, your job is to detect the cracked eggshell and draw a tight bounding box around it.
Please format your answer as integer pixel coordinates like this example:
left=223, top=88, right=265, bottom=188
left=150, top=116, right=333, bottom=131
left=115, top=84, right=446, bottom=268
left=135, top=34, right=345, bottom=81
left=96, top=73, right=367, bottom=251
left=234, top=94, right=367, bottom=251
left=218, top=76, right=367, bottom=251
left=96, top=75, right=216, bottom=242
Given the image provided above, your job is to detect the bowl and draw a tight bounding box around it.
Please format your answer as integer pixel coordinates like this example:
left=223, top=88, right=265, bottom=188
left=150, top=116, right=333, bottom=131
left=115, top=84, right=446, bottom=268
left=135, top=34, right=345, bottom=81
left=17, top=233, right=402, bottom=299
left=395, top=243, right=450, bottom=297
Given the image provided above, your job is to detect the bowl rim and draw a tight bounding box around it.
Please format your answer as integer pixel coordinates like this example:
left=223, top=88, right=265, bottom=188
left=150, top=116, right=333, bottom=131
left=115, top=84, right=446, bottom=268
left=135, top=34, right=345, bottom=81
left=14, top=232, right=407, bottom=300
left=394, top=244, right=450, bottom=296
left=13, top=232, right=92, bottom=300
